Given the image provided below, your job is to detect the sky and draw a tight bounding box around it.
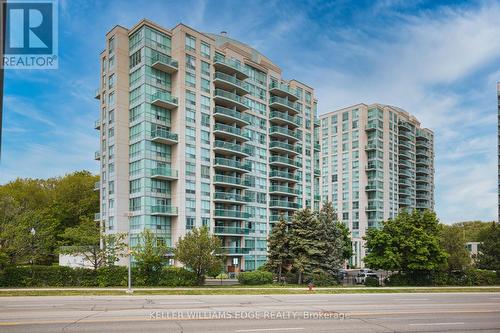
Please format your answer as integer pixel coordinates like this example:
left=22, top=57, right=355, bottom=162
left=1, top=0, right=498, bottom=223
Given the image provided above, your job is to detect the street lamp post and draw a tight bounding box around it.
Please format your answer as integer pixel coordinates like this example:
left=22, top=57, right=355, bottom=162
left=125, top=212, right=133, bottom=294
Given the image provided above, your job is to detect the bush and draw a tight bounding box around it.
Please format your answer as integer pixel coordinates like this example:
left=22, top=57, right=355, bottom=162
left=308, top=271, right=337, bottom=286
left=364, top=276, right=380, bottom=287
left=97, top=266, right=128, bottom=287
left=158, top=267, right=197, bottom=287
left=238, top=271, right=273, bottom=285
left=465, top=269, right=497, bottom=286
left=0, top=265, right=98, bottom=287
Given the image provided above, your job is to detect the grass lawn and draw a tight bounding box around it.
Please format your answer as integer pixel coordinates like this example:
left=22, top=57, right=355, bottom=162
left=1, top=286, right=499, bottom=296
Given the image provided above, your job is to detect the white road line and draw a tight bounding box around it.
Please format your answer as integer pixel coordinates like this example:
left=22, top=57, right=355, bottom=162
left=489, top=298, right=500, bottom=300
left=394, top=298, right=430, bottom=301
left=409, top=322, right=464, bottom=326
left=235, top=328, right=304, bottom=332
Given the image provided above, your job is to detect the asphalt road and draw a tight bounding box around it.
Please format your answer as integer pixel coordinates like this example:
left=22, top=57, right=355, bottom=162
left=1, top=292, right=499, bottom=332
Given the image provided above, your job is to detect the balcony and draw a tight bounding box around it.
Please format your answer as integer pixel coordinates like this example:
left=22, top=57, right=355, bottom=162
left=366, top=120, right=381, bottom=131
left=399, top=178, right=413, bottom=186
left=214, top=72, right=249, bottom=95
left=151, top=167, right=178, bottom=180
left=94, top=181, right=100, bottom=191
left=269, top=126, right=302, bottom=141
left=214, top=192, right=249, bottom=203
left=221, top=247, right=251, bottom=255
left=365, top=181, right=383, bottom=191
left=399, top=188, right=413, bottom=196
left=269, top=141, right=301, bottom=155
left=213, top=54, right=249, bottom=80
left=399, top=168, right=413, bottom=177
left=269, top=81, right=300, bottom=101
left=94, top=151, right=101, bottom=160
left=94, top=119, right=101, bottom=130
left=269, top=200, right=301, bottom=210
left=269, top=185, right=299, bottom=196
left=366, top=162, right=380, bottom=171
left=399, top=150, right=413, bottom=159
left=94, top=88, right=100, bottom=100
left=416, top=184, right=430, bottom=190
left=214, top=226, right=251, bottom=235
left=416, top=141, right=431, bottom=149
left=214, top=209, right=251, bottom=220
left=214, top=123, right=250, bottom=142
left=213, top=140, right=252, bottom=157
left=416, top=157, right=430, bottom=165
left=399, top=198, right=413, bottom=206
left=416, top=193, right=430, bottom=200
left=213, top=174, right=252, bottom=188
left=150, top=91, right=178, bottom=110
left=416, top=166, right=430, bottom=175
left=269, top=156, right=300, bottom=169
left=94, top=213, right=100, bottom=221
left=214, top=157, right=251, bottom=173
left=416, top=175, right=430, bottom=183
left=151, top=53, right=178, bottom=74
left=314, top=143, right=320, bottom=151
left=151, top=128, right=178, bottom=145
left=151, top=205, right=178, bottom=216
left=399, top=122, right=412, bottom=131
left=270, top=215, right=292, bottom=223
left=269, top=96, right=301, bottom=114
left=416, top=202, right=431, bottom=209
left=269, top=170, right=300, bottom=182
left=314, top=194, right=321, bottom=201
left=366, top=203, right=384, bottom=211
left=314, top=169, right=320, bottom=176
left=269, top=111, right=302, bottom=127
left=213, top=106, right=251, bottom=126
left=416, top=148, right=430, bottom=157
left=214, top=89, right=248, bottom=111
left=399, top=129, right=414, bottom=140
left=399, top=159, right=413, bottom=168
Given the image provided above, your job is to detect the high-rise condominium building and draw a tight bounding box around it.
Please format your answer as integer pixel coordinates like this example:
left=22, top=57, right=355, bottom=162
left=94, top=20, right=321, bottom=271
left=318, top=103, right=434, bottom=267
left=497, top=83, right=500, bottom=223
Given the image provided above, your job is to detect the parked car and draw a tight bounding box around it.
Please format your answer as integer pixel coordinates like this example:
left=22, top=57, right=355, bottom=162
left=337, top=269, right=348, bottom=280
left=355, top=272, right=378, bottom=284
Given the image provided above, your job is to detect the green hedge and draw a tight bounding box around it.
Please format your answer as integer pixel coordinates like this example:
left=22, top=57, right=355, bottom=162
left=238, top=271, right=273, bottom=285
left=0, top=265, right=200, bottom=287
left=364, top=276, right=380, bottom=287
left=385, top=269, right=498, bottom=286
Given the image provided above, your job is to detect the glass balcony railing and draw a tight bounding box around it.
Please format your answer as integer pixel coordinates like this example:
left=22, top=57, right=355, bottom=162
left=214, top=192, right=249, bottom=202
left=213, top=106, right=251, bottom=125
left=213, top=54, right=250, bottom=78
left=94, top=119, right=101, bottom=129
left=314, top=143, right=320, bottom=151
left=94, top=181, right=100, bottom=191
left=214, top=226, right=251, bottom=235
left=214, top=140, right=252, bottom=156
left=269, top=126, right=302, bottom=140
left=214, top=157, right=251, bottom=171
left=269, top=96, right=302, bottom=113
left=399, top=188, right=412, bottom=196
left=399, top=178, right=413, bottom=186
left=269, top=141, right=302, bottom=154
left=150, top=91, right=178, bottom=109
left=269, top=200, right=301, bottom=209
left=94, top=213, right=101, bottom=221
left=151, top=167, right=178, bottom=179
left=399, top=198, right=413, bottom=206
left=366, top=181, right=383, bottom=191
left=214, top=89, right=248, bottom=109
left=214, top=209, right=251, bottom=219
left=269, top=81, right=300, bottom=100
left=214, top=123, right=250, bottom=140
left=214, top=72, right=249, bottom=93
left=416, top=175, right=430, bottom=182
left=416, top=140, right=431, bottom=148
left=269, top=185, right=299, bottom=195
left=269, top=156, right=301, bottom=168
left=150, top=53, right=178, bottom=73
left=94, top=151, right=101, bottom=160
left=151, top=205, right=178, bottom=215
left=151, top=128, right=178, bottom=143
left=269, top=111, right=302, bottom=127
left=269, top=170, right=301, bottom=181
left=416, top=167, right=431, bottom=174
left=221, top=247, right=251, bottom=255
left=269, top=215, right=292, bottom=223
left=213, top=174, right=252, bottom=187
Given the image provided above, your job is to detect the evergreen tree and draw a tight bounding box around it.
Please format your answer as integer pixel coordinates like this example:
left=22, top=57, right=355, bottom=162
left=317, top=202, right=348, bottom=275
left=267, top=215, right=291, bottom=282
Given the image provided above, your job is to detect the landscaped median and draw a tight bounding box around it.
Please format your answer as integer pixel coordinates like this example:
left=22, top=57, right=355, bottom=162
left=0, top=286, right=499, bottom=297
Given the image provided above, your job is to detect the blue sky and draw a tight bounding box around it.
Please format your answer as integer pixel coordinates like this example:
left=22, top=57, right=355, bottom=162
left=1, top=0, right=498, bottom=223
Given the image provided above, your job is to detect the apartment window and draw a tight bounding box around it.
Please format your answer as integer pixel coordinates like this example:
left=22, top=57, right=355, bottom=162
left=202, top=218, right=209, bottom=227
left=108, top=36, right=115, bottom=54
left=185, top=72, right=196, bottom=88
left=186, top=217, right=195, bottom=230
left=201, top=61, right=210, bottom=76
left=108, top=73, right=115, bottom=89
left=201, top=113, right=210, bottom=127
left=201, top=165, right=210, bottom=179
left=186, top=54, right=196, bottom=71
left=201, top=42, right=210, bottom=58
left=186, top=162, right=195, bottom=177
left=186, top=180, right=196, bottom=194
left=129, top=50, right=141, bottom=68
left=185, top=90, right=196, bottom=106
left=108, top=180, right=115, bottom=195
left=201, top=78, right=210, bottom=93
left=201, top=130, right=210, bottom=144
left=108, top=56, right=115, bottom=69
left=185, top=34, right=196, bottom=52
left=108, top=92, right=115, bottom=106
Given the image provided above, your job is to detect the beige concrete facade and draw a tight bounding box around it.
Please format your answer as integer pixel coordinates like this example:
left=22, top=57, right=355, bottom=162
left=95, top=20, right=320, bottom=271
left=319, top=103, right=434, bottom=267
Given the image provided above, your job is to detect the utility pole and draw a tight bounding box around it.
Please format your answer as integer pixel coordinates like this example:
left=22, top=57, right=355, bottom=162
left=0, top=1, right=5, bottom=160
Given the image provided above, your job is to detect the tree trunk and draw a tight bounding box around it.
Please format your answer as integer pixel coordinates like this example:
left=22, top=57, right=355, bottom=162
left=298, top=271, right=302, bottom=285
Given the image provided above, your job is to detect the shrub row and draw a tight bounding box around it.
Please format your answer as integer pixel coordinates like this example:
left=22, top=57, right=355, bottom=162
left=0, top=265, right=197, bottom=287
left=385, top=269, right=498, bottom=286
left=238, top=271, right=273, bottom=285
